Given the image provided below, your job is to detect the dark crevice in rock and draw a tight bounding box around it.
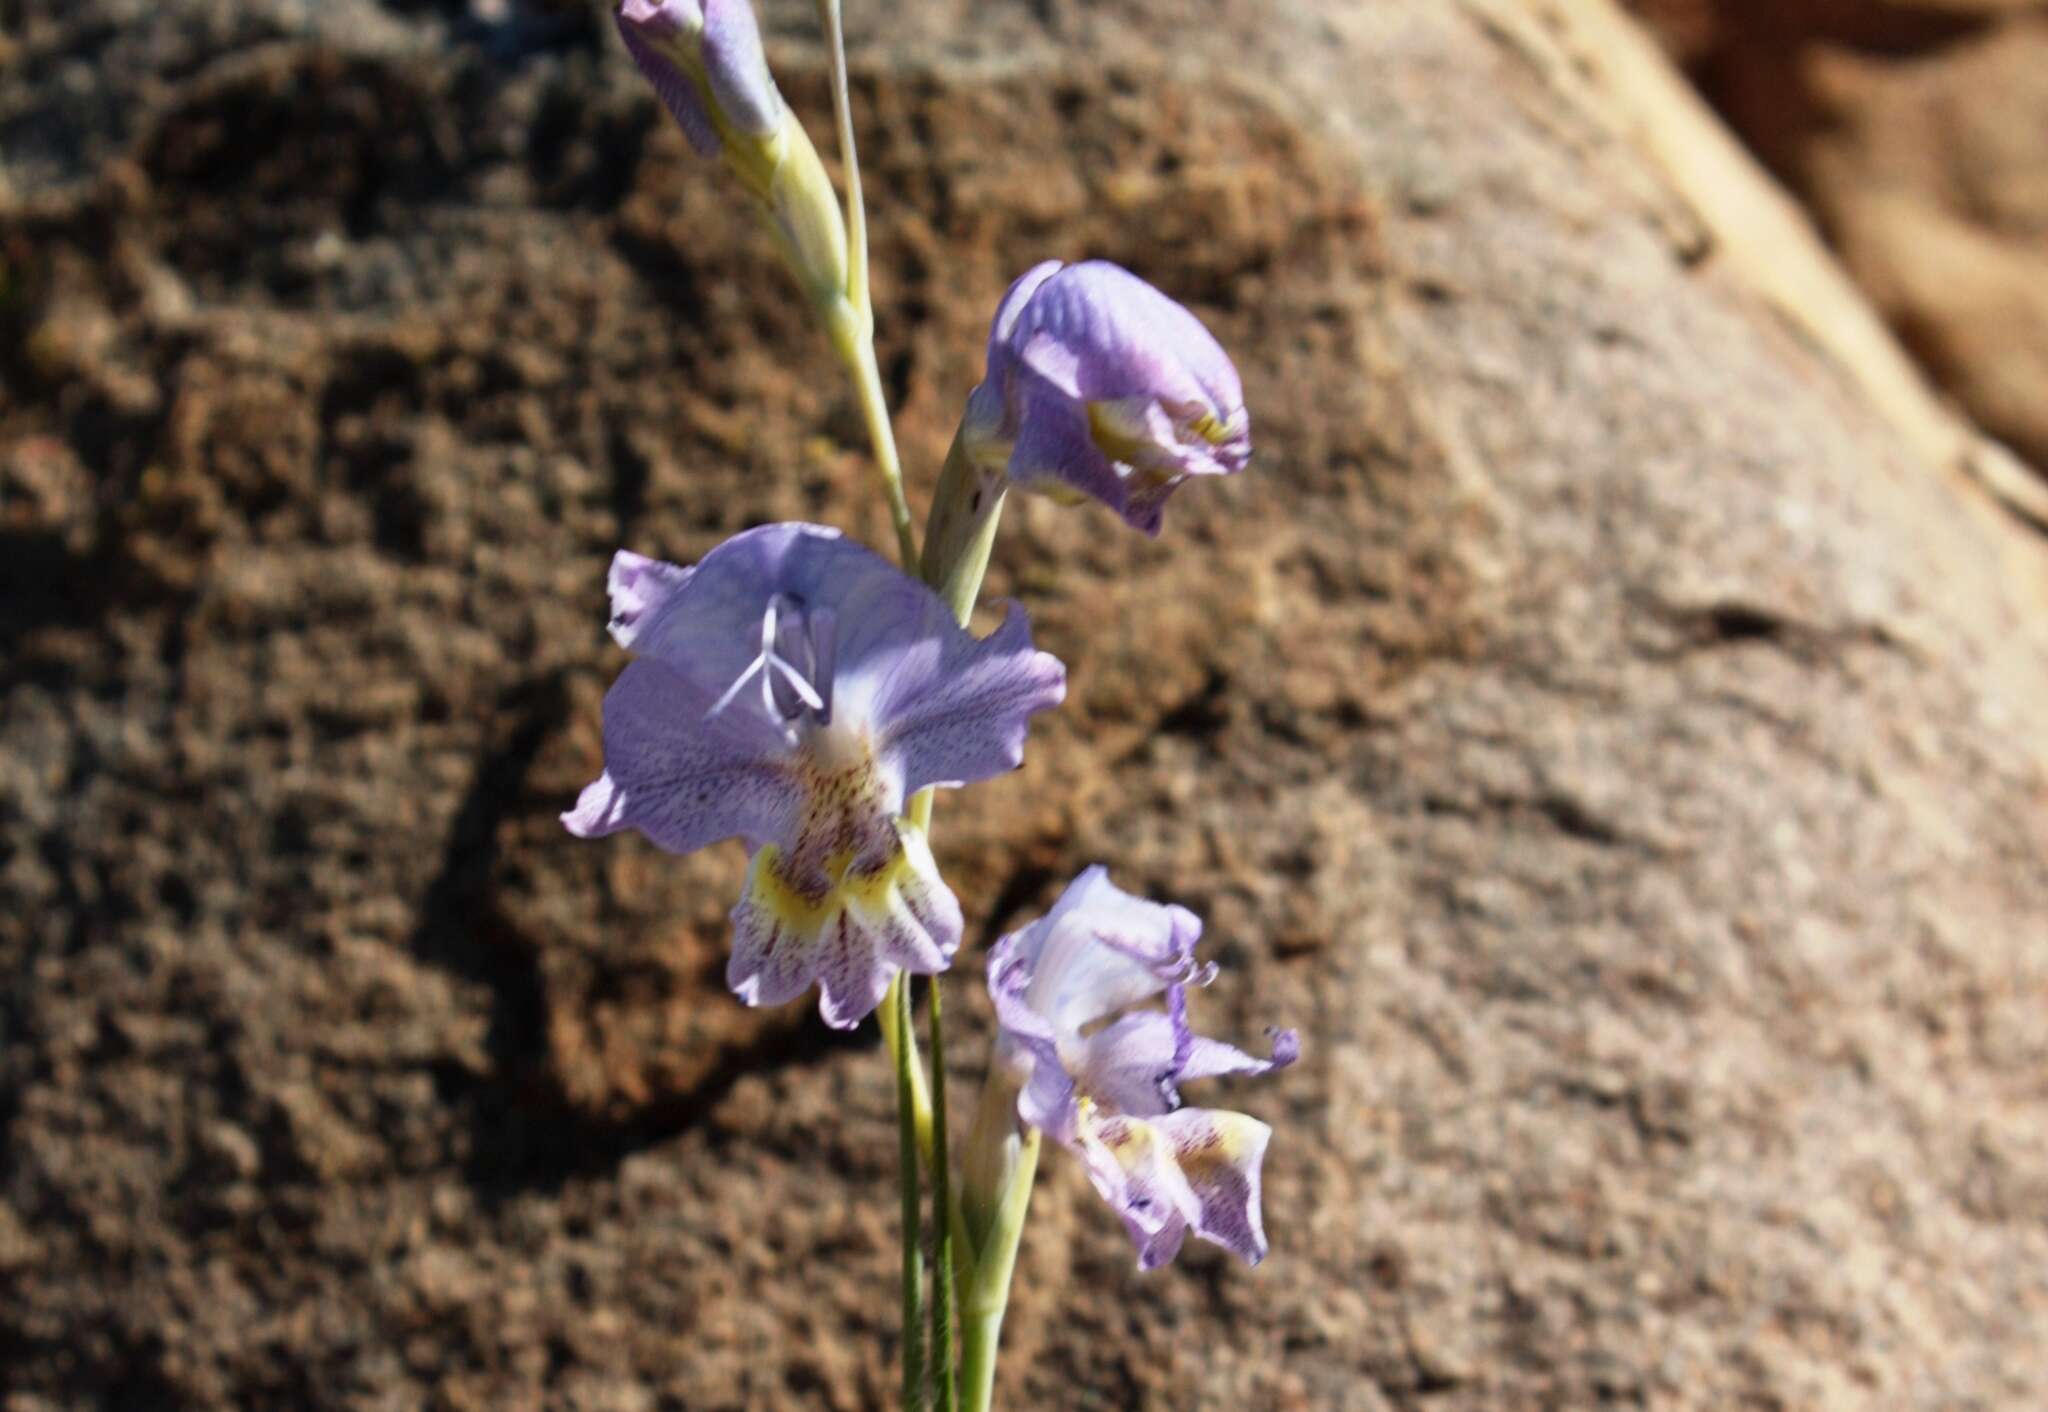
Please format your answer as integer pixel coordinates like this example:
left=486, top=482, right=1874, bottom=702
left=978, top=859, right=1064, bottom=945
left=431, top=998, right=865, bottom=1201
left=407, top=673, right=572, bottom=1101
left=1147, top=668, right=1233, bottom=747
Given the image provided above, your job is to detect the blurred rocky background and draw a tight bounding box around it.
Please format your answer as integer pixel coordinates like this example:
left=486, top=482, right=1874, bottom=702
left=1626, top=0, right=2048, bottom=473
left=3, top=1, right=2045, bottom=1409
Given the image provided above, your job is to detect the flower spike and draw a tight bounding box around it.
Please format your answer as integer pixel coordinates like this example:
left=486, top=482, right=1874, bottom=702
left=565, top=526, right=1067, bottom=1028
left=960, top=261, right=1252, bottom=535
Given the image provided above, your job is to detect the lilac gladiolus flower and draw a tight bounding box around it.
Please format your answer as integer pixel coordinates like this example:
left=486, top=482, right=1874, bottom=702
left=986, top=867, right=1297, bottom=1268
left=615, top=0, right=781, bottom=159
left=961, top=260, right=1251, bottom=536
left=565, top=524, right=1065, bottom=1029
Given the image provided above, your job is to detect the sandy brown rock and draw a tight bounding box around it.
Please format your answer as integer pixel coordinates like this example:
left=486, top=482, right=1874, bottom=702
left=1625, top=1, right=2048, bottom=473
left=3, top=1, right=2047, bottom=1409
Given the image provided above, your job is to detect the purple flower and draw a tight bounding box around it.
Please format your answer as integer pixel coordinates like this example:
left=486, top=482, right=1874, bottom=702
left=565, top=524, right=1066, bottom=1029
left=986, top=867, right=1297, bottom=1268
left=961, top=261, right=1251, bottom=536
left=615, top=0, right=782, bottom=159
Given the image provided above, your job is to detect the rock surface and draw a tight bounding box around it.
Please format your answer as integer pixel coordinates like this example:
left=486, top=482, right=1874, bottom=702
left=1626, top=0, right=2048, bottom=474
left=4, top=1, right=2047, bottom=1409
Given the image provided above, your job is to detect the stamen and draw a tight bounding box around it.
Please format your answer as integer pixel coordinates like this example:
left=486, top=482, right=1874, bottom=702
left=768, top=655, right=825, bottom=712
left=704, top=592, right=840, bottom=731
left=706, top=655, right=769, bottom=719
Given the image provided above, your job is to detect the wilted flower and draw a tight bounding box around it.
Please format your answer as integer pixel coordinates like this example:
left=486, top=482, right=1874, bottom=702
left=982, top=867, right=1297, bottom=1268
left=960, top=261, right=1251, bottom=535
left=565, top=524, right=1065, bottom=1028
left=616, top=0, right=850, bottom=308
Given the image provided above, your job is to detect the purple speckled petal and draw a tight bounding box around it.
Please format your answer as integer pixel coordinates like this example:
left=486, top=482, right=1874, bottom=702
left=616, top=0, right=720, bottom=157
left=867, top=601, right=1066, bottom=792
left=1011, top=1032, right=1081, bottom=1143
left=1180, top=1027, right=1300, bottom=1083
left=561, top=658, right=798, bottom=853
left=1067, top=1011, right=1183, bottom=1120
left=1154, top=1108, right=1273, bottom=1265
left=1075, top=1109, right=1201, bottom=1271
left=727, top=823, right=962, bottom=1029
left=605, top=548, right=696, bottom=651
left=1007, top=379, right=1144, bottom=524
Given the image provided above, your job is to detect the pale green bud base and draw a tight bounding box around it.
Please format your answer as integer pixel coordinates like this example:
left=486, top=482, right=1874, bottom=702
left=960, top=1129, right=1041, bottom=1412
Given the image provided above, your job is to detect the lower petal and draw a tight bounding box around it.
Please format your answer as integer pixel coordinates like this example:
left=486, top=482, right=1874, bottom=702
left=725, top=821, right=962, bottom=1030
left=1153, top=1107, right=1273, bottom=1266
left=1074, top=1105, right=1202, bottom=1270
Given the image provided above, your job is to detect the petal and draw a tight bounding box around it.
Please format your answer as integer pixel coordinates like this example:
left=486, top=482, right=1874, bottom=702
left=1006, top=377, right=1144, bottom=526
left=1007, top=261, right=1240, bottom=414
left=1153, top=1108, right=1273, bottom=1265
left=1073, top=1107, right=1201, bottom=1271
left=986, top=921, right=1059, bottom=1046
left=988, top=260, right=1065, bottom=363
left=725, top=822, right=962, bottom=1029
left=605, top=549, right=695, bottom=652
left=1179, top=1027, right=1300, bottom=1084
left=1065, top=1015, right=1296, bottom=1121
left=621, top=525, right=962, bottom=740
left=699, top=0, right=781, bottom=138
left=1020, top=867, right=1205, bottom=1038
left=1066, top=1011, right=1182, bottom=1119
left=1011, top=1033, right=1082, bottom=1143
left=562, top=658, right=798, bottom=853
left=616, top=0, right=721, bottom=157
left=868, top=601, right=1066, bottom=794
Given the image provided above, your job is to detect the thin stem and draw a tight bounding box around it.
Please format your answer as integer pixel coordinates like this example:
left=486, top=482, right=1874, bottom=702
left=880, top=962, right=974, bottom=1262
left=928, top=979, right=959, bottom=1412
left=827, top=305, right=920, bottom=568
left=879, top=966, right=933, bottom=1161
left=812, top=0, right=914, bottom=568
left=960, top=1130, right=1041, bottom=1412
left=814, top=0, right=869, bottom=328
left=891, top=973, right=927, bottom=1409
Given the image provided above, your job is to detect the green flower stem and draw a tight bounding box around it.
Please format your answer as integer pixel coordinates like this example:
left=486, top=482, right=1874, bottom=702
left=814, top=0, right=869, bottom=327
left=928, top=979, right=959, bottom=1412
left=889, top=972, right=927, bottom=1410
left=879, top=967, right=973, bottom=1261
left=826, top=302, right=919, bottom=570
left=812, top=14, right=1011, bottom=1397
left=906, top=427, right=1013, bottom=1409
left=959, top=1129, right=1041, bottom=1412
left=812, top=0, right=918, bottom=570
left=879, top=968, right=935, bottom=1161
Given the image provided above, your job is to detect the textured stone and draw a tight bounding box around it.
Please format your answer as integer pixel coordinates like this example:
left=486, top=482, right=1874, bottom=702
left=2, top=1, right=2045, bottom=1409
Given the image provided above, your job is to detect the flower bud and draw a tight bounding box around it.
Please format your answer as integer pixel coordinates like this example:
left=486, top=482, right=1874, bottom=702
left=616, top=0, right=849, bottom=306
left=960, top=1049, right=1029, bottom=1248
left=961, top=261, right=1251, bottom=535
left=617, top=1, right=780, bottom=155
